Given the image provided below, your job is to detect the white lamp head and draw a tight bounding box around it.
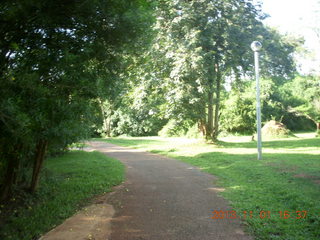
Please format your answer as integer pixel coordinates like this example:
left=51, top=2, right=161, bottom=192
left=251, top=41, right=262, bottom=52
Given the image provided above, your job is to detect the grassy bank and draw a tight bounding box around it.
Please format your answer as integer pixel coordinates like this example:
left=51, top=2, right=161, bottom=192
left=101, top=134, right=320, bottom=240
left=0, top=151, right=124, bottom=240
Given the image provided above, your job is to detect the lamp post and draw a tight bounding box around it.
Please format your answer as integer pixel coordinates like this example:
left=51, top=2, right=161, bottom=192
left=251, top=41, right=262, bottom=160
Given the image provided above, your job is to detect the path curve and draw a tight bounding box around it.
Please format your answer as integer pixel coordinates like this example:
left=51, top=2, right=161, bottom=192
left=88, top=141, right=252, bottom=240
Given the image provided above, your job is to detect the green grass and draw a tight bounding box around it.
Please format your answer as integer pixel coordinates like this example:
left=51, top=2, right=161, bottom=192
left=99, top=134, right=320, bottom=240
left=0, top=151, right=124, bottom=240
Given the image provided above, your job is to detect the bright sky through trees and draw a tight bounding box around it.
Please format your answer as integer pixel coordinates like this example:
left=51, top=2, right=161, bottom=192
left=260, top=0, right=320, bottom=74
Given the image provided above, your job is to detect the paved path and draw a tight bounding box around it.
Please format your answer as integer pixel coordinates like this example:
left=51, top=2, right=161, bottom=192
left=88, top=141, right=252, bottom=240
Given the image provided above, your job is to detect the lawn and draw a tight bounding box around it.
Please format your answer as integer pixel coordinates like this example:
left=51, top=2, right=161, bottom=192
left=100, top=133, right=320, bottom=240
left=0, top=151, right=124, bottom=240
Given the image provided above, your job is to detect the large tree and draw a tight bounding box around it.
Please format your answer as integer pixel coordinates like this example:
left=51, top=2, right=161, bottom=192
left=148, top=0, right=298, bottom=141
left=0, top=0, right=151, bottom=199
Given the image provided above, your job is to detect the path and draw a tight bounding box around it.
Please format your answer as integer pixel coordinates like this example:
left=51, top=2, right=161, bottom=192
left=88, top=141, right=252, bottom=240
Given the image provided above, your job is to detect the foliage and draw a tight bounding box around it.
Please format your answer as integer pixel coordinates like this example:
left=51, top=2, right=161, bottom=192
left=90, top=0, right=301, bottom=141
left=151, top=0, right=266, bottom=140
left=106, top=0, right=299, bottom=141
left=220, top=78, right=311, bottom=134
left=158, top=119, right=195, bottom=137
left=0, top=0, right=151, bottom=199
left=103, top=135, right=320, bottom=240
left=258, top=29, right=302, bottom=80
left=220, top=84, right=256, bottom=134
left=285, top=75, right=320, bottom=135
left=96, top=4, right=159, bottom=137
left=105, top=78, right=168, bottom=137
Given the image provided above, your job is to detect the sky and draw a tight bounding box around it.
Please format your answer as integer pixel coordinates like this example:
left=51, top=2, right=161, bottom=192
left=259, top=0, right=320, bottom=74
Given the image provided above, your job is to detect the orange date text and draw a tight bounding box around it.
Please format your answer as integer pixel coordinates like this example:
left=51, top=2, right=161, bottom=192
left=210, top=210, right=308, bottom=220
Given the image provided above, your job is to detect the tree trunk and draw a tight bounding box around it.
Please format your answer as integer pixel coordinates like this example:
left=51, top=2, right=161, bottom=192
left=107, top=117, right=111, bottom=137
left=0, top=144, right=22, bottom=201
left=30, top=140, right=48, bottom=193
left=1, top=156, right=18, bottom=201
left=317, top=122, right=320, bottom=136
left=212, top=63, right=221, bottom=141
left=198, top=119, right=207, bottom=136
left=206, top=84, right=214, bottom=140
left=98, top=98, right=112, bottom=137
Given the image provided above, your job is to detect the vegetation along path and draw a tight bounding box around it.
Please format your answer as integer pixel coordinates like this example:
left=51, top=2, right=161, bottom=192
left=88, top=141, right=252, bottom=240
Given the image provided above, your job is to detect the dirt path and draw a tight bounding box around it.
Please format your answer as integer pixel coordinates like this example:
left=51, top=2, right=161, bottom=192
left=88, top=141, right=253, bottom=240
left=40, top=203, right=115, bottom=240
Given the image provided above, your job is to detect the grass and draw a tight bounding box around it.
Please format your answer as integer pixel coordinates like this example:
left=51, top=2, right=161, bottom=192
left=0, top=151, right=124, bottom=240
left=98, top=134, right=320, bottom=240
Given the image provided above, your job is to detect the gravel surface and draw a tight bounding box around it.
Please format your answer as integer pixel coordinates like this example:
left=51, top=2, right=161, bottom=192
left=88, top=141, right=253, bottom=240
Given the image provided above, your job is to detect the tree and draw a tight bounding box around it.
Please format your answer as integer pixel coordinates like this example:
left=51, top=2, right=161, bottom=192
left=96, top=5, right=159, bottom=137
left=151, top=0, right=257, bottom=140
left=286, top=75, right=320, bottom=135
left=258, top=28, right=302, bottom=81
left=144, top=0, right=298, bottom=141
left=220, top=77, right=310, bottom=135
left=0, top=0, right=152, bottom=199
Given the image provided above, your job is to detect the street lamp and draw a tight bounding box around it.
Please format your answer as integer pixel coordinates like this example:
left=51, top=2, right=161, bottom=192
left=251, top=41, right=262, bottom=160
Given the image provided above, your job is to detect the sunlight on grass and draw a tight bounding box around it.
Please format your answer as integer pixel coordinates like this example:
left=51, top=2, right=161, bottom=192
left=137, top=138, right=318, bottom=157
left=101, top=134, right=320, bottom=240
left=219, top=135, right=253, bottom=142
left=101, top=134, right=320, bottom=157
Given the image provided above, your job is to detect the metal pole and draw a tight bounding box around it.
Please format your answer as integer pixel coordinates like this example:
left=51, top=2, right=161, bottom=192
left=254, top=50, right=262, bottom=160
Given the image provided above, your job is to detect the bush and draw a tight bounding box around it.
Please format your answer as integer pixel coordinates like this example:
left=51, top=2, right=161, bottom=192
left=158, top=119, right=185, bottom=137
left=261, top=120, right=293, bottom=138
left=158, top=119, right=197, bottom=137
